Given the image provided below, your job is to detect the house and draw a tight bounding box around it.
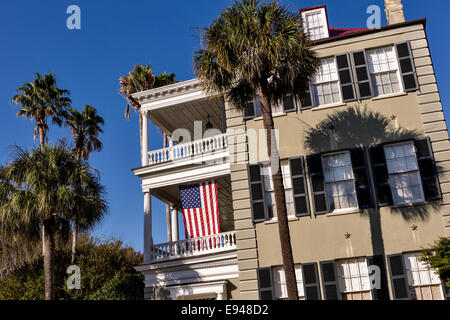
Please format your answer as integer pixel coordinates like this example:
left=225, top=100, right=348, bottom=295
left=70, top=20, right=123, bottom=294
left=132, top=0, right=449, bottom=300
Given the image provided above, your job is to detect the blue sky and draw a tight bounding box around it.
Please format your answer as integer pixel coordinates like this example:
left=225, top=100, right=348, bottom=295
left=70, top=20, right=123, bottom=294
left=1, top=0, right=449, bottom=253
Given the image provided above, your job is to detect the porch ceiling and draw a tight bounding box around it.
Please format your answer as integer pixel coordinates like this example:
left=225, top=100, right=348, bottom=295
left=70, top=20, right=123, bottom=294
left=152, top=175, right=234, bottom=233
left=148, top=96, right=225, bottom=137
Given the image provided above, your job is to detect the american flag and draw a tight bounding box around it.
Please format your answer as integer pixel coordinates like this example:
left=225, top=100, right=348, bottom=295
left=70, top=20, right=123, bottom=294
left=179, top=180, right=220, bottom=239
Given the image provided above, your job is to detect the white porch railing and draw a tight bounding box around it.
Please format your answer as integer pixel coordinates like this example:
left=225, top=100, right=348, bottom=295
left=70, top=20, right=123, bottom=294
left=148, top=133, right=228, bottom=165
left=151, top=231, right=236, bottom=261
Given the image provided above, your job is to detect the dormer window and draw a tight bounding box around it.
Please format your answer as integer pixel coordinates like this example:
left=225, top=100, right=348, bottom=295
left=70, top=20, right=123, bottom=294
left=301, top=6, right=329, bottom=41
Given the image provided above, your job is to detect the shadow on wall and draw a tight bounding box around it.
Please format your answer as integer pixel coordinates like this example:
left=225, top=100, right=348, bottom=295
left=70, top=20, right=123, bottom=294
left=304, top=104, right=419, bottom=153
left=303, top=104, right=443, bottom=222
left=303, top=105, right=443, bottom=263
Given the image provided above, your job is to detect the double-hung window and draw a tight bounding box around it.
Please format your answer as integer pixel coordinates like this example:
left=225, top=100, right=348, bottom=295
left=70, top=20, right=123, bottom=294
left=384, top=142, right=425, bottom=205
left=272, top=265, right=305, bottom=300
left=311, top=57, right=342, bottom=107
left=366, top=46, right=403, bottom=96
left=336, top=258, right=372, bottom=300
left=303, top=10, right=328, bottom=41
left=403, top=253, right=444, bottom=300
left=262, top=161, right=295, bottom=219
left=322, top=151, right=358, bottom=212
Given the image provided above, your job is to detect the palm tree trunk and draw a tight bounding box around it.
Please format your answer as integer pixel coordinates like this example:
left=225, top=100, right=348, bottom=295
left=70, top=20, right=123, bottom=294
left=43, top=216, right=56, bottom=300
left=39, top=126, right=45, bottom=150
left=258, top=85, right=298, bottom=300
left=71, top=223, right=77, bottom=264
left=72, top=150, right=82, bottom=264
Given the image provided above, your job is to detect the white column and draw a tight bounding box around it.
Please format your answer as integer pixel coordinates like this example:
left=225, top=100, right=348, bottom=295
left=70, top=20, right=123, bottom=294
left=171, top=207, right=179, bottom=242
left=217, top=292, right=223, bottom=300
left=168, top=136, right=174, bottom=161
left=143, top=191, right=152, bottom=264
left=142, top=111, right=149, bottom=166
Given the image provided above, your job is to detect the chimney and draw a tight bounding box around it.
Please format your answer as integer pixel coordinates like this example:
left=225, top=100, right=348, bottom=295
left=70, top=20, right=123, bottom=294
left=385, top=0, right=405, bottom=25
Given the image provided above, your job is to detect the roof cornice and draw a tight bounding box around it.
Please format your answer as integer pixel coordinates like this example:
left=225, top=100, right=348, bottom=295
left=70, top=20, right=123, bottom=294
left=131, top=78, right=202, bottom=103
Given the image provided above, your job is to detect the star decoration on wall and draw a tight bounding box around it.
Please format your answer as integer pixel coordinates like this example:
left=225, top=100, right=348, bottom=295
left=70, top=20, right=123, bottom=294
left=345, top=233, right=351, bottom=239
left=411, top=225, right=418, bottom=231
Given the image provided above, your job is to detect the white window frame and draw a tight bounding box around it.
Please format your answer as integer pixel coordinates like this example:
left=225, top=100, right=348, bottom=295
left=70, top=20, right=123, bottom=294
left=403, top=252, right=445, bottom=300
left=321, top=151, right=358, bottom=213
left=272, top=265, right=305, bottom=299
left=254, top=96, right=296, bottom=116
left=302, top=8, right=329, bottom=41
left=383, top=141, right=425, bottom=206
left=310, top=57, right=342, bottom=108
left=262, top=161, right=296, bottom=220
left=336, top=258, right=372, bottom=297
left=366, top=46, right=404, bottom=97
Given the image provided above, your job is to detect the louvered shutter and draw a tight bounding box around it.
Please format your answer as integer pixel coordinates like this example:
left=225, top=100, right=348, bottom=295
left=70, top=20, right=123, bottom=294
left=350, top=148, right=374, bottom=209
left=307, top=154, right=329, bottom=214
left=320, top=261, right=340, bottom=300
left=257, top=267, right=274, bottom=300
left=352, top=50, right=373, bottom=99
left=369, top=145, right=393, bottom=207
left=289, top=157, right=310, bottom=217
left=387, top=254, right=410, bottom=300
left=283, top=95, right=297, bottom=113
left=300, top=85, right=313, bottom=109
left=414, top=137, right=442, bottom=201
left=302, top=263, right=321, bottom=300
left=248, top=164, right=268, bottom=222
left=336, top=53, right=356, bottom=102
left=395, top=42, right=419, bottom=92
left=243, top=100, right=257, bottom=120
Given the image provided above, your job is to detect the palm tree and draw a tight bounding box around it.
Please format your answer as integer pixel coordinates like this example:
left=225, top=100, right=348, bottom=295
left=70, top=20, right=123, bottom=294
left=12, top=73, right=71, bottom=150
left=0, top=144, right=107, bottom=300
left=119, top=65, right=156, bottom=164
left=194, top=0, right=319, bottom=300
left=65, top=105, right=105, bottom=263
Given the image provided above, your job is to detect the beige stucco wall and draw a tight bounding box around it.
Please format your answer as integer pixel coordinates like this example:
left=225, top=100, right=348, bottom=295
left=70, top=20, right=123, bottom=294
left=227, top=21, right=450, bottom=299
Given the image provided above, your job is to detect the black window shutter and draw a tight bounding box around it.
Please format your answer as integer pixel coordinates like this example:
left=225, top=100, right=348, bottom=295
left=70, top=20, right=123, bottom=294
left=367, top=255, right=390, bottom=300
left=336, top=53, right=356, bottom=102
left=387, top=254, right=410, bottom=300
left=352, top=50, right=373, bottom=100
left=302, top=263, right=321, bottom=300
left=257, top=267, right=274, bottom=300
left=369, top=145, right=393, bottom=207
left=243, top=100, right=256, bottom=120
left=307, top=154, right=329, bottom=214
left=414, top=137, right=442, bottom=201
left=283, top=95, right=297, bottom=113
left=300, top=84, right=313, bottom=109
left=289, top=157, right=310, bottom=217
left=248, top=164, right=269, bottom=223
left=350, top=148, right=374, bottom=209
left=395, top=42, right=419, bottom=92
left=320, top=261, right=340, bottom=300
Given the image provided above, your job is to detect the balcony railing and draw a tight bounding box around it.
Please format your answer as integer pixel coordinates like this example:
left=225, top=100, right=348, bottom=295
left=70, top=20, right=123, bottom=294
left=148, top=133, right=228, bottom=165
left=151, top=231, right=236, bottom=262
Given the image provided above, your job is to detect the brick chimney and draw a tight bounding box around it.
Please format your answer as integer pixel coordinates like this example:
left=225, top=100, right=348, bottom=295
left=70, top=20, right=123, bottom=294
left=385, top=0, right=405, bottom=25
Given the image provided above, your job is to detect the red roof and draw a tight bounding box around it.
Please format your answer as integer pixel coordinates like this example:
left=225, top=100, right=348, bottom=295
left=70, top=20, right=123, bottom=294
left=328, top=26, right=370, bottom=38
left=300, top=5, right=369, bottom=41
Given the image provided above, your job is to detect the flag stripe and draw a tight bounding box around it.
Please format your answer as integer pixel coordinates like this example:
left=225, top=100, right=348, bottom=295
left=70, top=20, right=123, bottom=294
left=180, top=180, right=220, bottom=240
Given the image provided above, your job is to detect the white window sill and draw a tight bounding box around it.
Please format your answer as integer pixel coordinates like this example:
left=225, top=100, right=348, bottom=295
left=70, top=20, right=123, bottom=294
left=327, top=208, right=361, bottom=217
left=371, top=92, right=408, bottom=101
left=391, top=201, right=427, bottom=209
left=264, top=216, right=299, bottom=224
left=311, top=102, right=346, bottom=111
